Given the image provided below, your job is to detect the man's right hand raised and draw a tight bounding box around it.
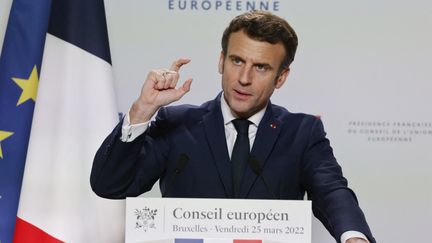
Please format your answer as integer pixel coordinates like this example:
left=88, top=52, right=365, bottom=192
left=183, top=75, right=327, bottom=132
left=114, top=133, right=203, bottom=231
left=129, top=58, right=193, bottom=124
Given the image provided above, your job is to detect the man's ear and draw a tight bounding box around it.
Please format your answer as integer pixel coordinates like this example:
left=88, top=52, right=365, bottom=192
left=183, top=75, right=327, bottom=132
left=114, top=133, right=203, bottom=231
left=275, top=67, right=290, bottom=89
left=218, top=51, right=224, bottom=74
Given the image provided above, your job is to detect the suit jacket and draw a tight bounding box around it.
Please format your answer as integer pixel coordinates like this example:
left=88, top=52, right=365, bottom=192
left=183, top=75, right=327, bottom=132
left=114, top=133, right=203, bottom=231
left=91, top=94, right=375, bottom=243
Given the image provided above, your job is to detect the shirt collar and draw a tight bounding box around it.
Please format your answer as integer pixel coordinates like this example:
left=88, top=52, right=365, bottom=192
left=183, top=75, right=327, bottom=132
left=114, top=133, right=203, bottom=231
left=220, top=92, right=266, bottom=127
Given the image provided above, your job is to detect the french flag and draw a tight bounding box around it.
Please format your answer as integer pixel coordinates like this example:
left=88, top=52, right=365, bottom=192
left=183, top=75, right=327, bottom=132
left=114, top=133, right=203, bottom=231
left=0, top=0, right=124, bottom=242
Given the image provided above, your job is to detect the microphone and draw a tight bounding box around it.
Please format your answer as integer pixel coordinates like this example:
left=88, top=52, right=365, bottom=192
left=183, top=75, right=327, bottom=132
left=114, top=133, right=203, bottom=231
left=162, top=153, right=189, bottom=197
left=248, top=156, right=277, bottom=199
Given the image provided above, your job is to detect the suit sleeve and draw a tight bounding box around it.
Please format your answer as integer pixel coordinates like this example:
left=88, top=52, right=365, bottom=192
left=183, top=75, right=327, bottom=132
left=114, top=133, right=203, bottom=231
left=302, top=118, right=376, bottom=243
left=90, top=114, right=169, bottom=199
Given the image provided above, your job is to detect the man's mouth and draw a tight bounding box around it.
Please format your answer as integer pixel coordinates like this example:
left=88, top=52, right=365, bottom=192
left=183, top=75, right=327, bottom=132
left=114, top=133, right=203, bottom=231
left=234, top=89, right=251, bottom=99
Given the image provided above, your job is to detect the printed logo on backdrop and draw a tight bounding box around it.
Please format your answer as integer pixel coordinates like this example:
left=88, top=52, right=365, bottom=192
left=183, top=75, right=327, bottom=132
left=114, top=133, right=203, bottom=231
left=134, top=207, right=158, bottom=232
left=168, top=0, right=281, bottom=11
left=347, top=120, right=432, bottom=143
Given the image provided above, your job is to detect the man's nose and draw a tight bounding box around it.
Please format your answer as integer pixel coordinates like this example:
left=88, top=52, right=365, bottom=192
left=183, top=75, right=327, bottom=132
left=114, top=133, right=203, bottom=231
left=238, top=66, right=252, bottom=85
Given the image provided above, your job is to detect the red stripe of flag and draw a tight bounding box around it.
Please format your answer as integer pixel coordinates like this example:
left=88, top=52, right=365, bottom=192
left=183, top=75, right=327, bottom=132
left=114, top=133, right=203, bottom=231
left=13, top=218, right=63, bottom=243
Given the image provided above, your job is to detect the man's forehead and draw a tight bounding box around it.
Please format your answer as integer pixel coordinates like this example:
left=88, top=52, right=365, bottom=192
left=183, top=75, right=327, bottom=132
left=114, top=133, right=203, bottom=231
left=226, top=31, right=285, bottom=65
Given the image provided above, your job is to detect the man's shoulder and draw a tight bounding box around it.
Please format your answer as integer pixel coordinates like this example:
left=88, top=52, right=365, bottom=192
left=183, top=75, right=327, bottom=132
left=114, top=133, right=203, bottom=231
left=268, top=103, right=325, bottom=137
left=270, top=103, right=320, bottom=124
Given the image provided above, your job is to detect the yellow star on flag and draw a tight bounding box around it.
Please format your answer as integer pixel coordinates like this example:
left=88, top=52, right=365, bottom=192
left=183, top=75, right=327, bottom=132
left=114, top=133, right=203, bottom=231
left=12, top=65, right=39, bottom=106
left=0, top=130, right=14, bottom=159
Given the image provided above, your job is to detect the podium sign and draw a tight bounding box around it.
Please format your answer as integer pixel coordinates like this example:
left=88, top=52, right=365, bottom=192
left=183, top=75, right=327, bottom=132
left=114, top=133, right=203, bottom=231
left=126, top=198, right=311, bottom=243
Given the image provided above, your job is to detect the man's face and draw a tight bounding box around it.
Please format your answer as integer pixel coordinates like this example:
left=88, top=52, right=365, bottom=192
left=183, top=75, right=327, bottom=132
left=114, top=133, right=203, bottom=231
left=219, top=31, right=290, bottom=118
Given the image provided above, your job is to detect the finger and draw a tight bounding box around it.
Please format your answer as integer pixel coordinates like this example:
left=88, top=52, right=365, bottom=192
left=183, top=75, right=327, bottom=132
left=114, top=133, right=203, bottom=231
left=172, top=78, right=193, bottom=101
left=163, top=71, right=178, bottom=89
left=154, top=71, right=166, bottom=90
left=180, top=78, right=193, bottom=93
left=170, top=58, right=191, bottom=72
left=168, top=72, right=180, bottom=89
left=158, top=69, right=175, bottom=89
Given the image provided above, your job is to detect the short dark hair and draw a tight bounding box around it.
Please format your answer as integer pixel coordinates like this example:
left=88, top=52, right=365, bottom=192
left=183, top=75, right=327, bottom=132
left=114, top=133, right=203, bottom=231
left=221, top=10, right=298, bottom=70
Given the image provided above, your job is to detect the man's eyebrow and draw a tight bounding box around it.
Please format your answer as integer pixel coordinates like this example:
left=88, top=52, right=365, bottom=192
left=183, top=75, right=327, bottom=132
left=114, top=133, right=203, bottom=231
left=228, top=54, right=244, bottom=61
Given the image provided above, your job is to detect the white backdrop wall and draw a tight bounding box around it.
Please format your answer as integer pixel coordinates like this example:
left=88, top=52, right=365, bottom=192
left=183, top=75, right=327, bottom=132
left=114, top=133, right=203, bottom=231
left=1, top=0, right=431, bottom=242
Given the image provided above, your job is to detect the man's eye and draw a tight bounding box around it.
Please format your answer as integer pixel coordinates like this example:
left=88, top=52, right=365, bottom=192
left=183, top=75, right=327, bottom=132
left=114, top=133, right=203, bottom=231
left=232, top=58, right=242, bottom=65
left=255, top=65, right=268, bottom=72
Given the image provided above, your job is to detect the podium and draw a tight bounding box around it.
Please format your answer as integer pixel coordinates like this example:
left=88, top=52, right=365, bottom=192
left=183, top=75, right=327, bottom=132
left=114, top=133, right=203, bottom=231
left=125, top=198, right=311, bottom=243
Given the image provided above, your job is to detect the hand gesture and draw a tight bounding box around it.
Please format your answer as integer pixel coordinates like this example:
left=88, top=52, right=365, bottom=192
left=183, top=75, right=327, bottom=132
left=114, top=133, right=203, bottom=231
left=130, top=58, right=193, bottom=124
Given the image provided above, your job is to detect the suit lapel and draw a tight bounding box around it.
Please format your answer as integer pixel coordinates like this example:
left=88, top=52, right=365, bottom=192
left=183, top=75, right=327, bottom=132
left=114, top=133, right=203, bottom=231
left=202, top=95, right=234, bottom=198
left=240, top=104, right=282, bottom=198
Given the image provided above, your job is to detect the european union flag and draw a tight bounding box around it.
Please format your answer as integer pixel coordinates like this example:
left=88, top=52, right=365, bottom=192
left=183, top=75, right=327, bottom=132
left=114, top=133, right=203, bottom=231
left=0, top=0, right=51, bottom=242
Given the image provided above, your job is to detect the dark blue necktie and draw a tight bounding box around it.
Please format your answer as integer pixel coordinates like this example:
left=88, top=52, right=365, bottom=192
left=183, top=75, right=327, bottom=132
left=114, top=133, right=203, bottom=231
left=231, top=119, right=250, bottom=198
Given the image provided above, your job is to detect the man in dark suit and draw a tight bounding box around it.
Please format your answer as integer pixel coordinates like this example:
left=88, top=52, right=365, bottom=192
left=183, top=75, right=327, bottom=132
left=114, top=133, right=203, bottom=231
left=91, top=11, right=375, bottom=243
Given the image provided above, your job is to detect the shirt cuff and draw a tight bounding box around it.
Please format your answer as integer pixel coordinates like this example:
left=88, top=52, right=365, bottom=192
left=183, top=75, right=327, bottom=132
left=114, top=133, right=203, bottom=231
left=120, top=110, right=150, bottom=142
left=341, top=231, right=370, bottom=243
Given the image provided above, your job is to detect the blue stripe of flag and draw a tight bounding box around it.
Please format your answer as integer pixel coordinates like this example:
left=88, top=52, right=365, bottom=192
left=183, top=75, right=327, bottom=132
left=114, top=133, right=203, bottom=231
left=48, top=0, right=112, bottom=64
left=0, top=0, right=51, bottom=242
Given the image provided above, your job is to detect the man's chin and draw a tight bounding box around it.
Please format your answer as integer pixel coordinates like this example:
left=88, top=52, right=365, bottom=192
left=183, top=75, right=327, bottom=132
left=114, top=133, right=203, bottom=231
left=230, top=106, right=253, bottom=118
